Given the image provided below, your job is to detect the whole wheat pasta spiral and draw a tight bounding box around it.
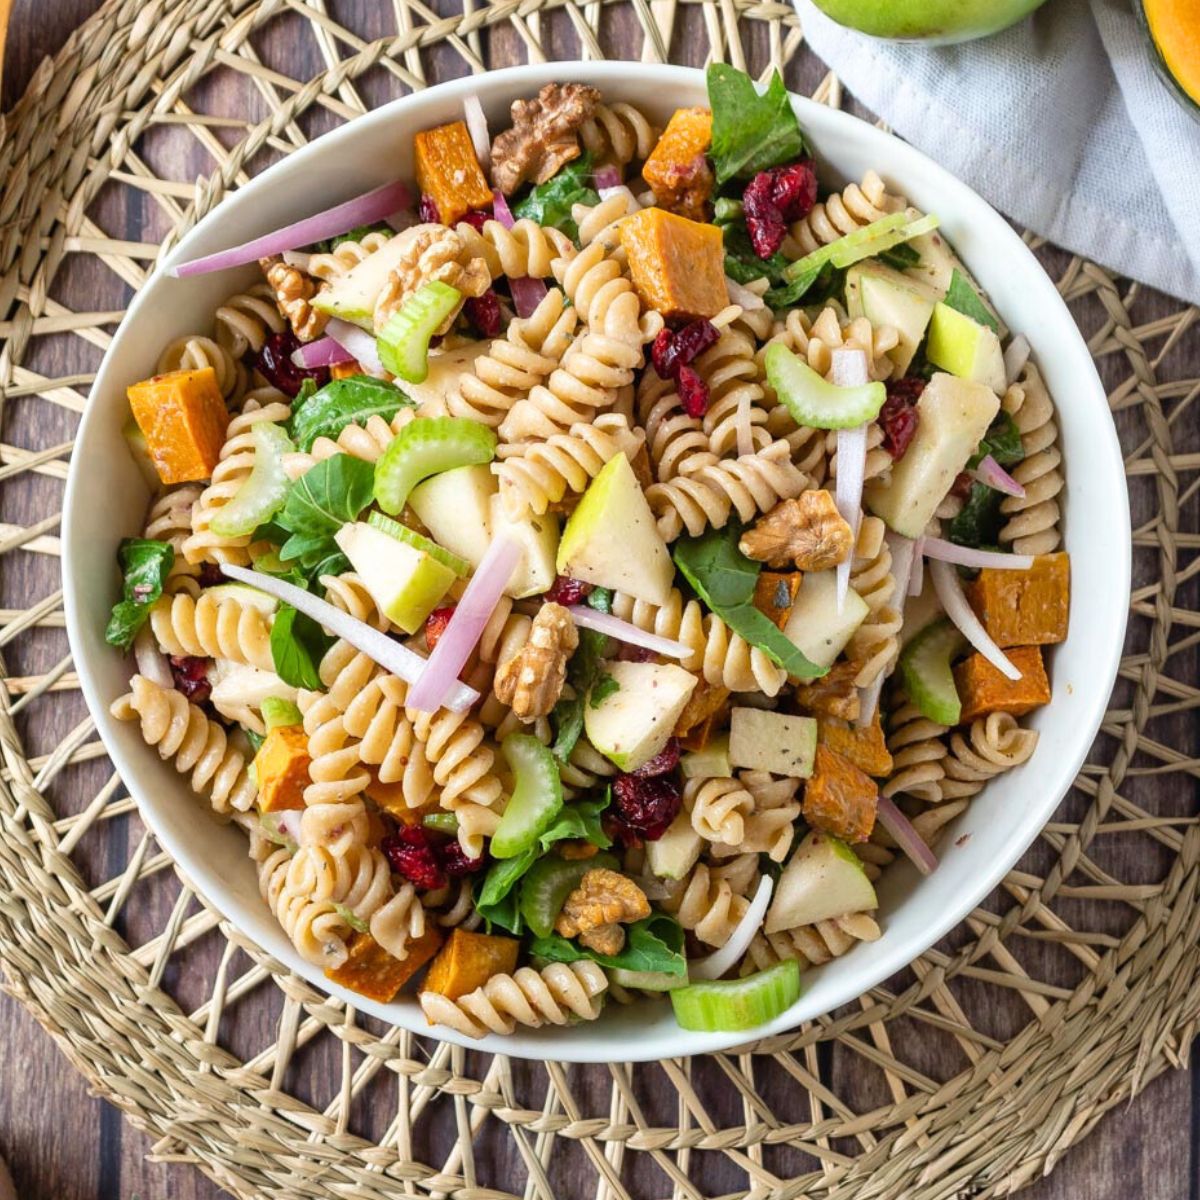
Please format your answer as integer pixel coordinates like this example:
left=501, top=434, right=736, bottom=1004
left=343, top=673, right=435, bottom=806
left=298, top=690, right=373, bottom=809
left=847, top=517, right=902, bottom=690
left=156, top=334, right=243, bottom=400
left=558, top=739, right=619, bottom=796
left=787, top=171, right=905, bottom=257
left=686, top=776, right=754, bottom=847
left=454, top=218, right=574, bottom=279
left=214, top=283, right=286, bottom=360
left=941, top=713, right=1039, bottom=800
left=999, top=362, right=1063, bottom=555
left=307, top=230, right=393, bottom=283
left=149, top=589, right=274, bottom=671
left=111, top=675, right=256, bottom=815
left=726, top=770, right=802, bottom=862
left=406, top=703, right=503, bottom=812
left=573, top=191, right=641, bottom=252
left=143, top=486, right=204, bottom=594
left=742, top=912, right=881, bottom=974
left=762, top=306, right=899, bottom=386
left=369, top=884, right=427, bottom=959
left=882, top=695, right=950, bottom=803
left=286, top=842, right=392, bottom=921
left=553, top=239, right=661, bottom=346
left=579, top=102, right=657, bottom=168
left=637, top=377, right=714, bottom=482
left=283, top=408, right=417, bottom=480
left=695, top=321, right=775, bottom=460
left=661, top=854, right=760, bottom=947
left=431, top=878, right=483, bottom=931
left=299, top=798, right=371, bottom=858
left=420, top=961, right=608, bottom=1037
left=258, top=846, right=352, bottom=969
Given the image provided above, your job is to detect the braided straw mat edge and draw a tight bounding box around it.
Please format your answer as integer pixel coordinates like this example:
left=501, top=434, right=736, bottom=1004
left=0, top=2, right=1196, bottom=1197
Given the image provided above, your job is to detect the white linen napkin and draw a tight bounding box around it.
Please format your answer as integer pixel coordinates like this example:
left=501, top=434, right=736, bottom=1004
left=797, top=0, right=1200, bottom=305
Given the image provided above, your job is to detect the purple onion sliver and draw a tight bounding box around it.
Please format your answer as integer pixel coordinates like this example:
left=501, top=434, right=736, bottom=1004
left=567, top=605, right=691, bottom=661
left=491, top=189, right=516, bottom=230
left=509, top=274, right=549, bottom=319
left=973, top=453, right=1026, bottom=499
left=922, top=536, right=1033, bottom=572
left=593, top=164, right=622, bottom=191
left=876, top=794, right=938, bottom=875
left=290, top=336, right=355, bottom=369
left=929, top=559, right=1022, bottom=681
left=325, top=318, right=386, bottom=377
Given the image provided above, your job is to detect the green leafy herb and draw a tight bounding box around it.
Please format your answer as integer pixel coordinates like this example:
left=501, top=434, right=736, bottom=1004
left=286, top=375, right=411, bottom=453
left=244, top=728, right=266, bottom=755
left=970, top=410, right=1023, bottom=468
left=588, top=673, right=620, bottom=708
left=707, top=63, right=808, bottom=185
left=943, top=269, right=999, bottom=333
left=530, top=914, right=687, bottom=976
left=764, top=260, right=845, bottom=311
left=674, top=526, right=826, bottom=679
left=536, top=789, right=612, bottom=850
left=310, top=221, right=393, bottom=254
left=332, top=903, right=370, bottom=934
left=722, top=221, right=791, bottom=286
left=948, top=482, right=1005, bottom=549
left=269, top=603, right=333, bottom=689
left=276, top=453, right=375, bottom=568
left=878, top=242, right=921, bottom=270
left=551, top=587, right=616, bottom=763
left=513, top=155, right=600, bottom=243
left=104, top=538, right=175, bottom=649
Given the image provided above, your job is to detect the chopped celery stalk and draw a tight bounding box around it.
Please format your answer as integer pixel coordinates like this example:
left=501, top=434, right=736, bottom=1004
left=261, top=697, right=302, bottom=729
left=899, top=617, right=968, bottom=725
left=764, top=344, right=887, bottom=429
left=491, top=734, right=564, bottom=859
left=209, top=422, right=294, bottom=536
left=783, top=211, right=939, bottom=282
left=611, top=967, right=689, bottom=992
left=377, top=280, right=462, bottom=383
left=367, top=510, right=471, bottom=577
left=713, top=197, right=744, bottom=223
left=373, top=416, right=497, bottom=515
left=422, top=811, right=459, bottom=834
left=519, top=851, right=618, bottom=938
left=670, top=959, right=801, bottom=1032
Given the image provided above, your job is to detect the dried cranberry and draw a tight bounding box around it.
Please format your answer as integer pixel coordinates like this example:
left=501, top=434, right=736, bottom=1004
left=676, top=363, right=709, bottom=418
left=651, top=320, right=719, bottom=380
left=650, top=328, right=676, bottom=379
left=441, top=839, right=487, bottom=878
left=616, top=642, right=656, bottom=663
left=611, top=772, right=682, bottom=841
left=418, top=193, right=441, bottom=224
left=255, top=330, right=330, bottom=398
left=464, top=289, right=502, bottom=338
left=169, top=655, right=211, bottom=703
left=425, top=605, right=456, bottom=652
left=769, top=161, right=818, bottom=221
left=460, top=208, right=490, bottom=232
left=877, top=377, right=926, bottom=460
left=545, top=575, right=594, bottom=606
left=950, top=471, right=974, bottom=499
left=631, top=738, right=680, bottom=778
left=887, top=375, right=927, bottom=406
left=197, top=562, right=224, bottom=588
left=382, top=826, right=446, bottom=891
left=742, top=161, right=817, bottom=260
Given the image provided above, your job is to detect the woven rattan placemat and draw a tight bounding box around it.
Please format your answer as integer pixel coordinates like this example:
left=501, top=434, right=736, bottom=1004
left=0, top=2, right=1197, bottom=1196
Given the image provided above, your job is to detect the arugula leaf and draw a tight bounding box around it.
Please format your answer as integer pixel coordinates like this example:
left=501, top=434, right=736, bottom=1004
left=310, top=221, right=393, bottom=254
left=970, top=411, right=1023, bottom=468
left=878, top=242, right=921, bottom=270
left=105, top=538, right=175, bottom=649
left=943, top=269, right=999, bottom=333
left=764, top=260, right=845, bottom=311
left=536, top=789, right=613, bottom=850
left=529, top=914, right=687, bottom=976
left=588, top=673, right=619, bottom=709
left=286, top=375, right=411, bottom=453
left=722, top=221, right=791, bottom=286
left=707, top=63, right=808, bottom=185
left=276, top=454, right=375, bottom=568
left=476, top=849, right=536, bottom=933
left=513, top=155, right=600, bottom=243
left=269, top=603, right=333, bottom=689
left=673, top=527, right=826, bottom=679
left=948, top=482, right=1005, bottom=550
left=551, top=587, right=615, bottom=763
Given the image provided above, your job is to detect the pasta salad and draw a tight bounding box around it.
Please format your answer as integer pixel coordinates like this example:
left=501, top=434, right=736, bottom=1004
left=106, top=65, right=1070, bottom=1039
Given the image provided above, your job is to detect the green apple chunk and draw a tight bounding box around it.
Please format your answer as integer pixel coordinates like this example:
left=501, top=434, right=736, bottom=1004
left=782, top=570, right=869, bottom=669
left=680, top=734, right=732, bottom=780
left=765, top=831, right=878, bottom=935
left=409, top=464, right=496, bottom=569
left=557, top=454, right=673, bottom=605
left=808, top=0, right=1047, bottom=43
left=728, top=708, right=818, bottom=778
left=845, top=262, right=936, bottom=375
left=926, top=302, right=1006, bottom=395
left=864, top=372, right=1000, bottom=538
left=204, top=582, right=279, bottom=615
left=208, top=660, right=297, bottom=711
left=645, top=808, right=704, bottom=881
left=366, top=510, right=470, bottom=577
left=334, top=520, right=455, bottom=634
left=402, top=342, right=489, bottom=412
left=489, top=493, right=559, bottom=599
left=583, top=660, right=698, bottom=772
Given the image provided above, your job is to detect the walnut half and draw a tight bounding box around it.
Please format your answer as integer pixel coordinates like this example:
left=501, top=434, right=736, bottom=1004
left=372, top=225, right=491, bottom=336
left=493, top=602, right=578, bottom=721
left=554, top=868, right=650, bottom=956
left=490, top=83, right=602, bottom=196
left=739, top=490, right=854, bottom=571
left=261, top=256, right=327, bottom=342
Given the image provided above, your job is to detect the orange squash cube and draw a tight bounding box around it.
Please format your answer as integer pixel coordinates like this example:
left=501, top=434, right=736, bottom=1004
left=753, top=571, right=801, bottom=630
left=254, top=726, right=311, bottom=813
left=674, top=678, right=731, bottom=744
left=818, top=713, right=894, bottom=778
left=619, top=207, right=728, bottom=321
left=326, top=926, right=443, bottom=1004
left=953, top=645, right=1051, bottom=724
left=423, top=929, right=520, bottom=1002
left=365, top=773, right=429, bottom=821
left=127, top=366, right=228, bottom=485
left=802, top=744, right=877, bottom=843
left=414, top=121, right=493, bottom=226
left=330, top=360, right=361, bottom=380
left=966, top=552, right=1070, bottom=648
left=642, top=107, right=714, bottom=221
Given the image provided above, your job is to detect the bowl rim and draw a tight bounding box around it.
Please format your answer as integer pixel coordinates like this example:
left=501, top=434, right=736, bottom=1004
left=62, top=60, right=1130, bottom=1062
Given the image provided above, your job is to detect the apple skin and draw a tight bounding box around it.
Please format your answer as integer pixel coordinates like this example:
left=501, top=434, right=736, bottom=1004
left=807, top=0, right=1049, bottom=43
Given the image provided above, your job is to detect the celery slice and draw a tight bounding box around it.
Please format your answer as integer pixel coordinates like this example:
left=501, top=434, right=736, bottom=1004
left=899, top=617, right=968, bottom=725
left=376, top=281, right=462, bottom=383
left=764, top=344, right=886, bottom=430
left=491, top=735, right=564, bottom=859
left=373, top=416, right=497, bottom=515
left=422, top=811, right=459, bottom=834
left=670, top=960, right=801, bottom=1032
left=209, top=422, right=294, bottom=536
left=261, top=696, right=303, bottom=729
left=519, top=851, right=618, bottom=938
left=367, top=510, right=471, bottom=577
left=783, top=211, right=940, bottom=282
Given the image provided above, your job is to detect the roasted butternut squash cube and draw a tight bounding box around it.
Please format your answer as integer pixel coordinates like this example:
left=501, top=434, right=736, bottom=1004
left=127, top=367, right=228, bottom=485
left=326, top=926, right=443, bottom=1004
left=365, top=773, right=430, bottom=822
left=818, top=713, right=893, bottom=778
left=331, top=360, right=361, bottom=380
left=753, top=571, right=801, bottom=630
left=414, top=121, right=493, bottom=226
left=619, top=207, right=728, bottom=321
left=642, top=107, right=714, bottom=221
left=254, top=726, right=311, bottom=813
left=953, top=645, right=1051, bottom=723
left=965, top=553, right=1070, bottom=648
left=674, top=678, right=731, bottom=741
left=424, top=929, right=521, bottom=1002
left=793, top=660, right=861, bottom=721
left=802, top=744, right=877, bottom=843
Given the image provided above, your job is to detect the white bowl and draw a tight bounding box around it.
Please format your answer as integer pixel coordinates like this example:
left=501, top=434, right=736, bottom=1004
left=62, top=62, right=1129, bottom=1062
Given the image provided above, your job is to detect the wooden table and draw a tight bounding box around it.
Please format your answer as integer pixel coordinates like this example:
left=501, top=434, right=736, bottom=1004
left=0, top=1, right=1195, bottom=1197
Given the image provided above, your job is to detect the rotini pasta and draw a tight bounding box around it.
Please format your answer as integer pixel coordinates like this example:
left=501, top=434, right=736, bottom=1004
left=149, top=588, right=274, bottom=671
left=1000, top=362, right=1063, bottom=555
left=661, top=854, right=760, bottom=947
left=847, top=516, right=902, bottom=690
left=787, top=170, right=905, bottom=257
left=455, top=217, right=575, bottom=280
left=742, top=912, right=881, bottom=973
left=686, top=775, right=754, bottom=847
left=579, top=102, right=656, bottom=169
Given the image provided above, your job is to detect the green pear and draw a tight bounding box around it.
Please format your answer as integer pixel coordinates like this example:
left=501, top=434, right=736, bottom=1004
left=310, top=225, right=436, bottom=330
left=809, top=0, right=1048, bottom=43
left=728, top=708, right=818, bottom=778
left=926, top=302, right=1007, bottom=395
left=765, top=831, right=877, bottom=934
left=680, top=734, right=732, bottom=780
left=645, top=808, right=704, bottom=881
left=782, top=570, right=870, bottom=669
left=408, top=464, right=496, bottom=569
left=583, top=660, right=698, bottom=772
left=845, top=262, right=936, bottom=375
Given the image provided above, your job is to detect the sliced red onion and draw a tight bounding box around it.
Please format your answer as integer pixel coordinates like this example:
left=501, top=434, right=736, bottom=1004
left=908, top=537, right=925, bottom=596
left=385, top=210, right=417, bottom=234
left=133, top=624, right=173, bottom=688
left=973, top=453, right=1026, bottom=499
left=689, top=876, right=774, bottom=981
left=725, top=276, right=767, bottom=311
left=463, top=95, right=492, bottom=172
left=218, top=564, right=480, bottom=711
left=491, top=190, right=516, bottom=230
left=509, top=275, right=549, bottom=319
left=593, top=164, right=622, bottom=191
left=856, top=532, right=915, bottom=728
left=922, top=537, right=1033, bottom=571
left=325, top=318, right=385, bottom=377
left=566, top=605, right=691, bottom=661
left=1003, top=334, right=1031, bottom=386
left=929, top=559, right=1021, bottom=680
left=876, top=795, right=938, bottom=876
left=290, top=336, right=355, bottom=369
left=406, top=536, right=520, bottom=713
left=273, top=808, right=303, bottom=844
left=282, top=250, right=312, bottom=270
left=170, top=180, right=412, bottom=277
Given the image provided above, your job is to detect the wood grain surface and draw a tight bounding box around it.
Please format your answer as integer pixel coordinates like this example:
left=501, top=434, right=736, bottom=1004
left=0, top=2, right=1196, bottom=1198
